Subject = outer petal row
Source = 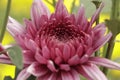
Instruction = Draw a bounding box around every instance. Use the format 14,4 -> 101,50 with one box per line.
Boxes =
89,57 -> 120,70
31,0 -> 50,29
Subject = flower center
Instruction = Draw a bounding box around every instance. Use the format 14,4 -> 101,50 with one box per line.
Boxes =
44,23 -> 80,41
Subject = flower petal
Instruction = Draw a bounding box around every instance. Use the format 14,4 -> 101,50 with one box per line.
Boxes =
76,4 -> 88,31
23,50 -> 35,64
60,64 -> 71,71
17,68 -> 31,80
93,23 -> 106,41
63,44 -> 71,62
35,49 -> 47,64
77,66 -> 93,80
47,60 -> 58,72
70,69 -> 80,80
89,57 -> 120,70
42,45 -> 51,59
90,2 -> 104,26
0,54 -> 12,64
31,0 -> 50,28
27,62 -> 48,77
76,4 -> 85,25
7,17 -> 25,37
82,64 -> 107,80
93,32 -> 112,52
48,73 -> 57,80
55,0 -> 68,19
24,19 -> 37,38
68,54 -> 80,65
61,71 -> 74,80
25,39 -> 38,52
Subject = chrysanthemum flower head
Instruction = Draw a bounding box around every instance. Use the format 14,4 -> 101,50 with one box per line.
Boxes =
1,0 -> 120,80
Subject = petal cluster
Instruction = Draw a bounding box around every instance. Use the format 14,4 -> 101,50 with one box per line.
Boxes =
0,0 -> 120,80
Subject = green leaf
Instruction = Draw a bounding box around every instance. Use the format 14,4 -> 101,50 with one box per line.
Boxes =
27,75 -> 36,80
80,0 -> 112,17
80,0 -> 96,18
105,19 -> 120,35
4,76 -> 13,80
101,0 -> 112,14
7,46 -> 23,69
14,67 -> 21,80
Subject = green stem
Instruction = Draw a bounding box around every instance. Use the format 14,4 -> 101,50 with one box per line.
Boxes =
111,0 -> 119,19
102,0 -> 120,75
53,0 -> 56,7
92,0 -> 101,56
70,0 -> 76,13
0,0 -> 12,43
45,0 -> 53,6
102,35 -> 116,75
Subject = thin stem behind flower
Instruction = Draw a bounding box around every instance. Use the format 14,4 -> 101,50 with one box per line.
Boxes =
102,0 -> 120,75
0,0 -> 12,43
92,0 -> 102,56
70,0 -> 76,13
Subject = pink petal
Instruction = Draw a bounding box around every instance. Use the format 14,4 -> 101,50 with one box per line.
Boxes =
76,44 -> 83,57
55,56 -> 62,65
93,32 -> 112,52
23,50 -> 35,64
17,68 -> 31,80
42,46 -> 51,59
55,48 -> 62,57
25,39 -> 38,52
82,64 -> 107,80
93,23 -> 106,41
24,19 -> 37,38
7,17 -> 25,37
68,54 -> 80,65
70,69 -> 80,80
61,71 -> 73,80
90,2 -> 104,26
77,66 -> 93,80
48,73 -> 57,80
15,35 -> 26,48
76,4 -> 88,30
55,0 -> 68,19
76,4 -> 85,24
47,60 -> 58,72
93,23 -> 106,31
89,57 -> 120,70
60,64 -> 71,71
35,49 -> 47,64
84,34 -> 93,47
31,0 -> 50,28
0,54 -> 12,64
37,73 -> 51,80
79,54 -> 89,64
63,44 -> 70,62
76,4 -> 88,31
68,43 -> 75,57
27,62 -> 48,77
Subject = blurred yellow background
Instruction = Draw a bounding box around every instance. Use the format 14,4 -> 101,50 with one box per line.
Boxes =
0,0 -> 120,80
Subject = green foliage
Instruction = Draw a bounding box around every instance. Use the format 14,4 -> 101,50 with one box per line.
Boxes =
80,0 -> 95,18
105,19 -> 120,35
80,0 -> 112,18
7,46 -> 23,69
27,75 -> 36,80
4,76 -> 13,80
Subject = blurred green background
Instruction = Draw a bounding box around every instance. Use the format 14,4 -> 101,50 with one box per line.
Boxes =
0,0 -> 120,80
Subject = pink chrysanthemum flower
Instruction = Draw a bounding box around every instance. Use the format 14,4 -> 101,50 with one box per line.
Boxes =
1,0 -> 120,80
